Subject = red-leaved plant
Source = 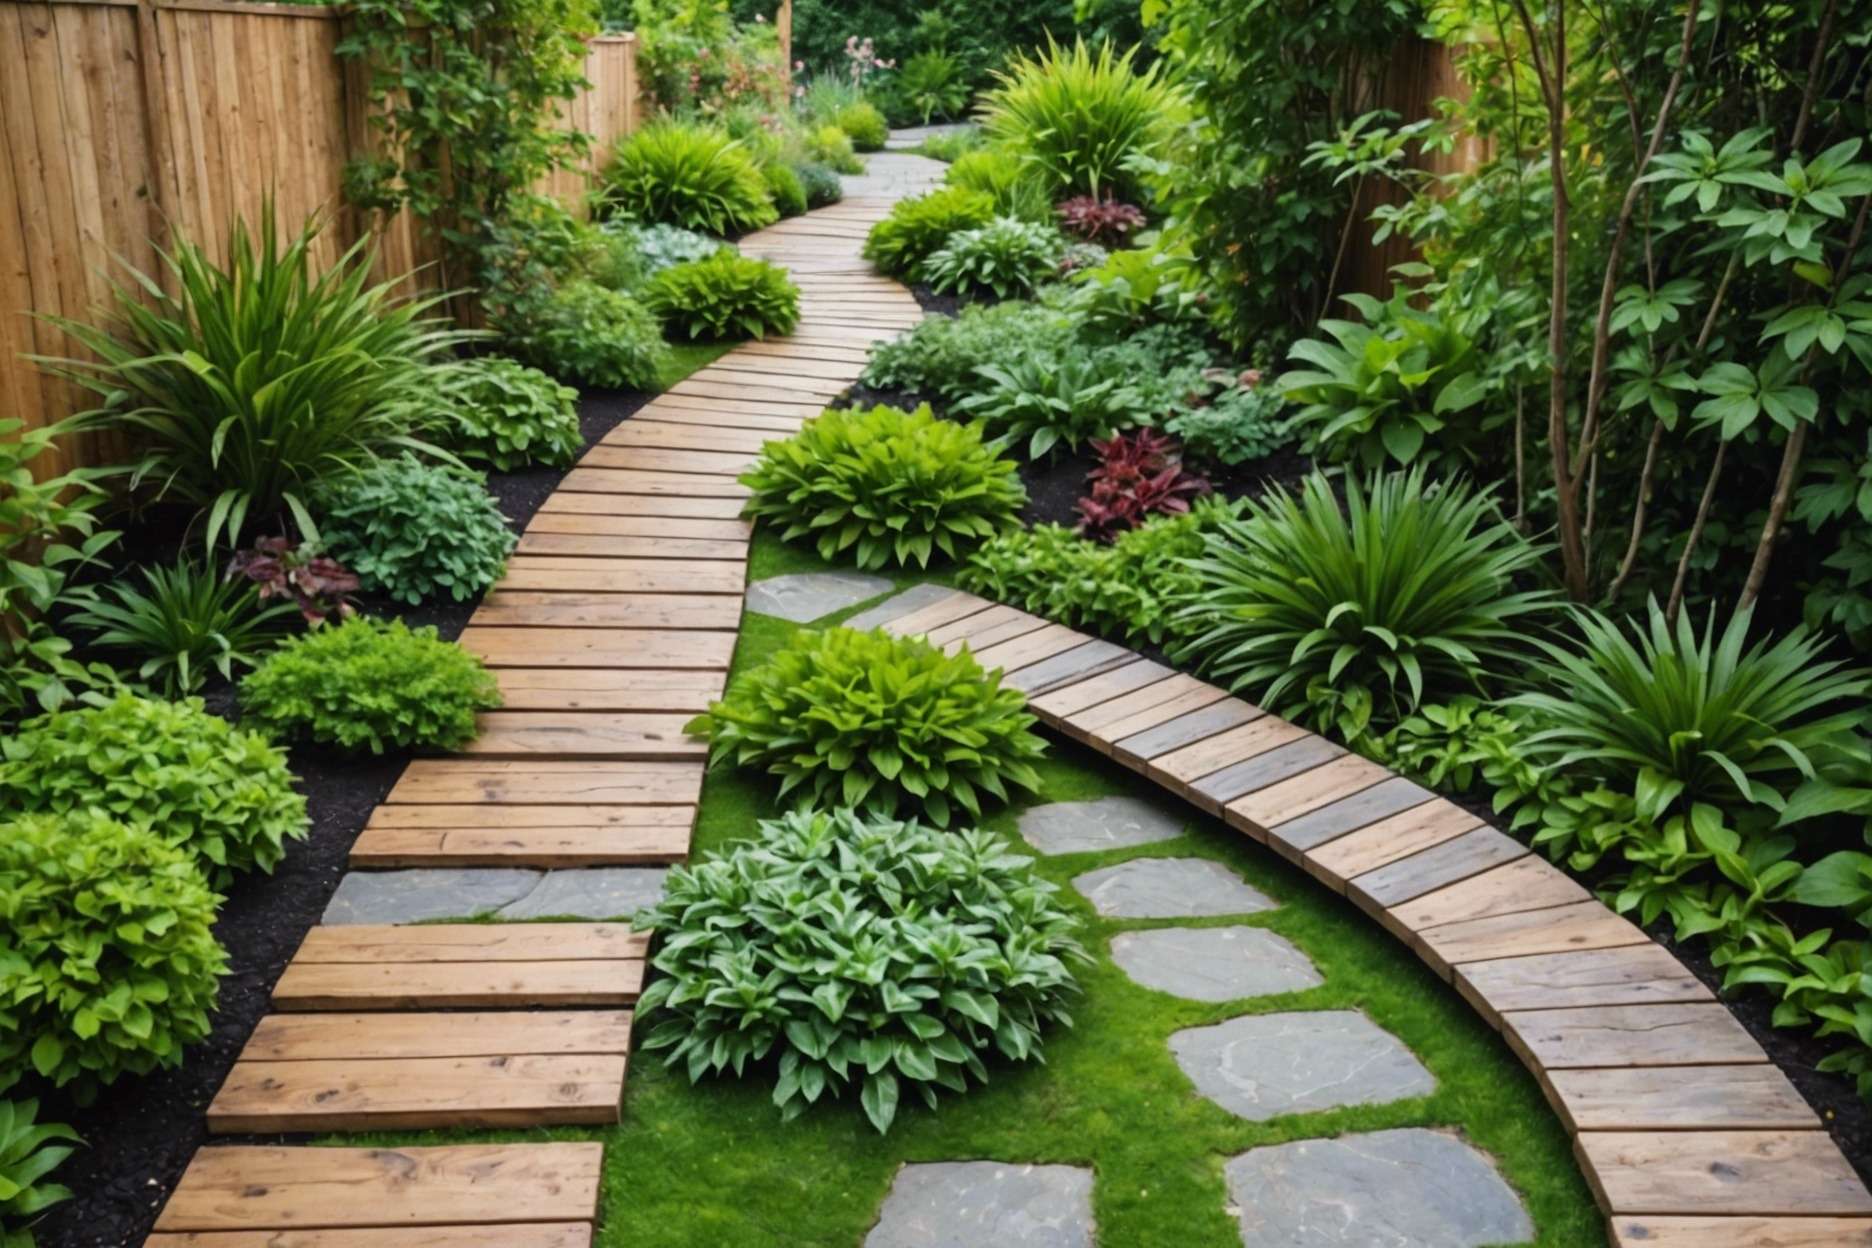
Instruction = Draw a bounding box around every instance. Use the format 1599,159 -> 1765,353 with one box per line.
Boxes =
227,537 -> 360,626
1075,430 -> 1211,542
1056,196 -> 1148,244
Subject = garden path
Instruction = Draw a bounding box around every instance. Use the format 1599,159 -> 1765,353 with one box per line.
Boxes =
142,160 -> 945,1244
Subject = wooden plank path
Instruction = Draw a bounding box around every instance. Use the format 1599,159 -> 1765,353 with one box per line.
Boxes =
151,179 -> 942,1241
872,588 -> 1872,1245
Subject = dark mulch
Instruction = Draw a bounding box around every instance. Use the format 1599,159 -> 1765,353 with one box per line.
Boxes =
31,384 -> 654,1248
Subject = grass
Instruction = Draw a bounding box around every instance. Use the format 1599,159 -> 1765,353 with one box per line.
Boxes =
652,340 -> 736,391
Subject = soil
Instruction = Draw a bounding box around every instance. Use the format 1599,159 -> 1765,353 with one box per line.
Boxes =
30,383 -> 654,1248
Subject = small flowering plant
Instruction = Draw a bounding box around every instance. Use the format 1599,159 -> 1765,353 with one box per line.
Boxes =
844,35 -> 895,86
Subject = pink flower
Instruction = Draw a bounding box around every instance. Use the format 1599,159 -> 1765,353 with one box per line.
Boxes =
794,60 -> 804,70
1240,369 -> 1263,388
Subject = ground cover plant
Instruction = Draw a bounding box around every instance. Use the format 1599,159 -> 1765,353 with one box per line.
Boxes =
643,252 -> 800,340
509,279 -> 674,390
315,457 -> 516,605
438,355 -> 582,470
920,218 -> 1064,299
860,301 -> 1075,400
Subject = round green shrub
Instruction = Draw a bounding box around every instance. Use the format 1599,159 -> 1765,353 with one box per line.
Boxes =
920,217 -> 1065,299
635,807 -> 1085,1134
762,162 -> 808,218
643,251 -> 800,341
741,403 -> 1025,569
602,121 -> 779,235
240,616 -> 502,754
510,279 -> 673,391
438,355 -> 582,471
806,124 -> 863,175
315,456 -> 516,605
795,162 -> 844,208
834,100 -> 889,152
0,693 -> 308,887
863,187 -> 996,280
0,809 -> 227,1101
688,626 -> 1047,826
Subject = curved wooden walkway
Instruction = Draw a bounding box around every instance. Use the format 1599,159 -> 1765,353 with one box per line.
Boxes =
861,588 -> 1872,1247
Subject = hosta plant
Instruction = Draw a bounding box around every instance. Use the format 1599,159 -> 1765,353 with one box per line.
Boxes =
643,251 -> 800,340
315,456 -> 515,605
920,218 -> 1065,299
0,693 -> 309,886
241,616 -> 501,754
601,121 -> 778,234
0,809 -> 227,1102
436,355 -> 582,471
1175,469 -> 1557,745
1056,196 -> 1147,243
687,627 -> 1046,826
617,222 -> 727,278
226,537 -> 359,626
863,187 -> 996,280
67,560 -> 293,696
740,403 -> 1025,570
634,808 -> 1086,1134
860,301 -> 1074,400
0,1098 -> 78,1241
1075,430 -> 1211,542
958,348 -> 1141,459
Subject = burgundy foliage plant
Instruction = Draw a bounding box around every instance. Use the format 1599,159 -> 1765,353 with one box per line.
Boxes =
227,537 -> 360,626
1056,196 -> 1148,244
1075,429 -> 1211,542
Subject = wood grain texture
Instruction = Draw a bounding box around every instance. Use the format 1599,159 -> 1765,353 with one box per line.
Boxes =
494,556 -> 746,595
1546,1065 -> 1815,1131
1223,752 -> 1393,836
1608,1215 -> 1872,1246
459,627 -> 737,669
1575,1131 -> 1872,1216
1112,698 -> 1263,765
350,823 -> 690,868
385,760 -> 703,806
1303,801 -> 1483,888
1416,900 -> 1650,976
1347,825 -> 1530,911
470,593 -> 741,631
1501,1002 -> 1764,1069
271,960 -> 644,1011
461,712 -> 705,760
146,1226 -> 592,1248
241,1011 -> 634,1062
292,924 -> 649,963
1454,945 -> 1714,1026
493,668 -> 726,712
1000,640 -> 1135,696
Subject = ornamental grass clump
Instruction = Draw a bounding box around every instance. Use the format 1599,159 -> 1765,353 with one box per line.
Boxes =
601,120 -> 778,234
634,807 -> 1086,1133
739,403 -> 1025,570
643,251 -> 800,341
687,627 -> 1046,826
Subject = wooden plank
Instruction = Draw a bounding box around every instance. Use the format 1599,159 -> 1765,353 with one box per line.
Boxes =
628,404 -> 806,434
1547,1065 -> 1816,1132
386,760 -> 703,806
493,557 -> 746,595
1380,856 -> 1589,941
924,603 -> 1046,650
538,490 -> 749,519
471,592 -> 741,631
1262,776 -> 1437,861
1147,715 -> 1302,788
514,532 -> 749,561
152,1143 -> 604,1232
351,824 -> 690,868
1609,1215 -> 1872,1246
366,805 -> 692,832
293,923 -> 649,963
1029,658 -> 1174,718
493,668 -> 725,712
707,355 -> 872,382
578,445 -> 758,476
1455,945 -> 1714,1026
147,1226 -> 593,1248
880,590 -> 995,638
272,960 -> 644,1011
462,712 -> 705,760
460,627 -> 737,669
1067,677 -> 1227,746
559,467 -> 751,498
601,419 -> 779,453
525,511 -> 751,541
1303,801 -> 1483,888
670,378 -> 845,405
1348,825 -> 1530,912
643,392 -> 824,420
1502,1002 -> 1764,1070
236,1011 -> 631,1065
1113,698 -> 1264,765
968,624 -> 1092,674
1575,1131 -> 1872,1216
1417,899 -> 1650,976
1223,752 -> 1395,834
1188,735 -> 1346,815
1002,640 -> 1136,697
207,1054 -> 627,1133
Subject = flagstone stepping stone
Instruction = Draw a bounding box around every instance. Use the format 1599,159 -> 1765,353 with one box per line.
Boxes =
1018,796 -> 1187,855
322,868 -> 668,924
1223,1128 -> 1532,1247
495,868 -> 670,920
1169,1011 -> 1435,1122
1111,926 -> 1322,1002
1072,857 -> 1273,918
745,571 -> 893,622
865,1161 -> 1094,1248
842,582 -> 955,632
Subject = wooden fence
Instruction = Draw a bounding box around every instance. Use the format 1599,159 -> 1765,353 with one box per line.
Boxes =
0,0 -> 641,476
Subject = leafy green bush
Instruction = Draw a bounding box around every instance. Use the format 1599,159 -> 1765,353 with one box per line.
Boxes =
0,809 -> 226,1101
315,456 -> 515,605
1165,378 -> 1292,465
241,616 -> 501,754
795,161 -> 845,208
601,120 -> 778,234
945,148 -> 1053,222
806,124 -> 864,175
44,210 -> 463,550
507,279 -> 673,390
1175,469 -> 1556,745
0,1097 -> 78,1239
688,627 -> 1046,825
980,38 -> 1180,201
0,693 -> 308,886
921,218 -> 1064,299
643,251 -> 800,341
620,222 -> 728,278
1061,243 -> 1208,333
437,355 -> 581,471
861,301 -> 1075,399
863,187 -> 996,279
68,561 -> 292,696
834,101 -> 890,152
741,403 -> 1025,569
635,807 -> 1085,1133
762,162 -> 808,218
579,222 -> 648,292
957,346 -> 1140,459
896,52 -> 971,125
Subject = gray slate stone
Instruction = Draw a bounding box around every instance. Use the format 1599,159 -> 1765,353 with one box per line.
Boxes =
745,571 -> 894,623
1110,926 -> 1322,1002
321,869 -> 540,925
1170,1011 -> 1435,1122
495,868 -> 669,920
842,582 -> 955,632
1223,1128 -> 1532,1247
866,1162 -> 1094,1248
1018,796 -> 1187,856
1072,857 -> 1273,918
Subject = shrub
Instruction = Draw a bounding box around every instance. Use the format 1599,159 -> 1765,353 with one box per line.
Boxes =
1056,196 -> 1147,243
896,52 -> 971,125
0,1098 -> 78,1237
226,537 -> 360,627
315,456 -> 515,605
863,187 -> 996,279
0,809 -> 226,1101
643,252 -> 801,341
1076,429 -> 1211,541
741,404 -> 1025,570
1175,469 -> 1557,745
601,121 -> 778,234
437,355 -> 582,471
806,124 -> 864,175
1166,375 -> 1291,466
980,38 -> 1180,201
795,162 -> 845,208
921,218 -> 1065,299
68,561 -> 292,696
506,280 -> 672,391
580,222 -> 648,292
635,807 -> 1085,1134
834,101 -> 889,152
860,301 -> 1075,399
241,616 -> 501,754
945,148 -> 1054,222
957,347 -> 1141,459
688,627 -> 1046,825
620,222 -> 729,278
45,211 -> 462,551
1062,243 -> 1208,332
762,162 -> 808,218
0,693 -> 309,886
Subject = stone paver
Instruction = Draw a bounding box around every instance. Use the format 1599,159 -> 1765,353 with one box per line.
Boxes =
841,582 -> 955,632
745,571 -> 894,623
1223,1128 -> 1532,1247
1018,796 -> 1186,856
843,151 -> 950,199
1072,857 -> 1273,918
321,868 -> 667,924
495,867 -> 669,920
884,123 -> 973,151
1110,926 -> 1322,1003
1169,1011 -> 1435,1122
866,1162 -> 1094,1248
